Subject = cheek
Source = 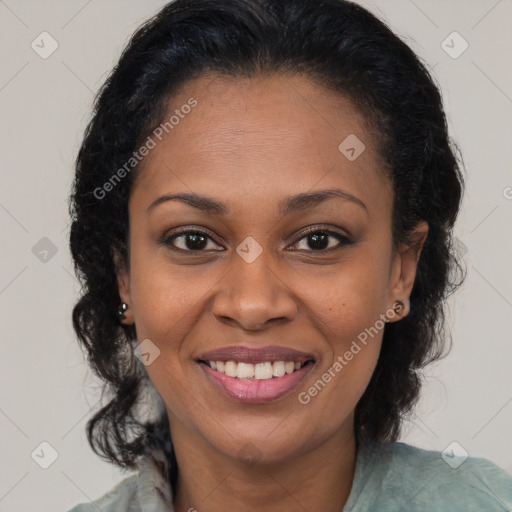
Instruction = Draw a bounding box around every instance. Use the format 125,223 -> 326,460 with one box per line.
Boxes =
128,245 -> 214,339
292,254 -> 389,407
127,255 -> 212,425
295,286 -> 385,438
299,250 -> 391,341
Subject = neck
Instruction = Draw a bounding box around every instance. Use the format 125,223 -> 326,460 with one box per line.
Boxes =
170,415 -> 357,512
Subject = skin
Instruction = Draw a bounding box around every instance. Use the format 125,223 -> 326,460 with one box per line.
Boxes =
114,72 -> 428,512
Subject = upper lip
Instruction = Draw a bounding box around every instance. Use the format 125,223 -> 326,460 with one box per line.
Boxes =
197,345 -> 315,364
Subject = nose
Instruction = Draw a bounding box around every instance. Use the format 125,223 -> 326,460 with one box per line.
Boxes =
211,249 -> 298,331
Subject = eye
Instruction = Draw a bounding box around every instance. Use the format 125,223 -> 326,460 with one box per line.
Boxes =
162,229 -> 224,252
289,226 -> 352,252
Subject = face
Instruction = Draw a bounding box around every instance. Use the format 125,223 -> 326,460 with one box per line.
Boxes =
115,72 -> 426,464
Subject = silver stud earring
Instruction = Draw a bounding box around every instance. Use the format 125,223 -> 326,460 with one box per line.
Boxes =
117,302 -> 128,319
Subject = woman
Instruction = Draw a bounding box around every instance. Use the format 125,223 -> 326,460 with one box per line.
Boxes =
66,0 -> 512,510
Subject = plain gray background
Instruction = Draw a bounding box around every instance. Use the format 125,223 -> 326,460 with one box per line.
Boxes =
0,1 -> 511,510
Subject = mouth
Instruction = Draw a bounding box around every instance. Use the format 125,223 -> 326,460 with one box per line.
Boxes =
196,346 -> 316,403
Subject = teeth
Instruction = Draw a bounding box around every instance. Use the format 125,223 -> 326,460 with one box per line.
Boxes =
236,362 -> 255,379
225,361 -> 237,378
255,362 -> 273,380
272,361 -> 285,377
206,360 -> 309,379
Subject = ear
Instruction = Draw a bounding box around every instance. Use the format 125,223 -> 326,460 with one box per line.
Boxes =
112,246 -> 134,325
387,221 -> 428,322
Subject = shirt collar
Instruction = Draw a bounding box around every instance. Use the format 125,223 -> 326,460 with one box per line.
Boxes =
135,445 -> 174,512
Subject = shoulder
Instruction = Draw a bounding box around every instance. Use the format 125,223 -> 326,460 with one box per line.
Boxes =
65,445 -> 174,512
349,440 -> 512,511
65,474 -> 139,512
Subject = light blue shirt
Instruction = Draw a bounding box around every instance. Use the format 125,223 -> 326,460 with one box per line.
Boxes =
67,440 -> 512,511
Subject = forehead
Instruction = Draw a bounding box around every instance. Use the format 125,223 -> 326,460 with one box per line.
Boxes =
130,72 -> 392,217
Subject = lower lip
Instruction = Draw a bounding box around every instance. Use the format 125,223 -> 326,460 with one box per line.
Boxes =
199,362 -> 314,403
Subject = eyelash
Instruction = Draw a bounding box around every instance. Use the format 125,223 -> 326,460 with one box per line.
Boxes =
161,225 -> 352,254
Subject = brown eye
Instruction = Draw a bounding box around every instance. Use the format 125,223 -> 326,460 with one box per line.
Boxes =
290,227 -> 352,252
163,229 -> 224,252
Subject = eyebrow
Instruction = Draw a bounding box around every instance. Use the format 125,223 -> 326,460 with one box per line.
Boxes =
146,188 -> 368,216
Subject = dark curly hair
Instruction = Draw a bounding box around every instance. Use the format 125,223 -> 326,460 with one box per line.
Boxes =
68,0 -> 464,493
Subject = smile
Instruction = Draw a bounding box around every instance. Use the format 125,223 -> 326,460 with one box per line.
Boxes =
196,345 -> 316,403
